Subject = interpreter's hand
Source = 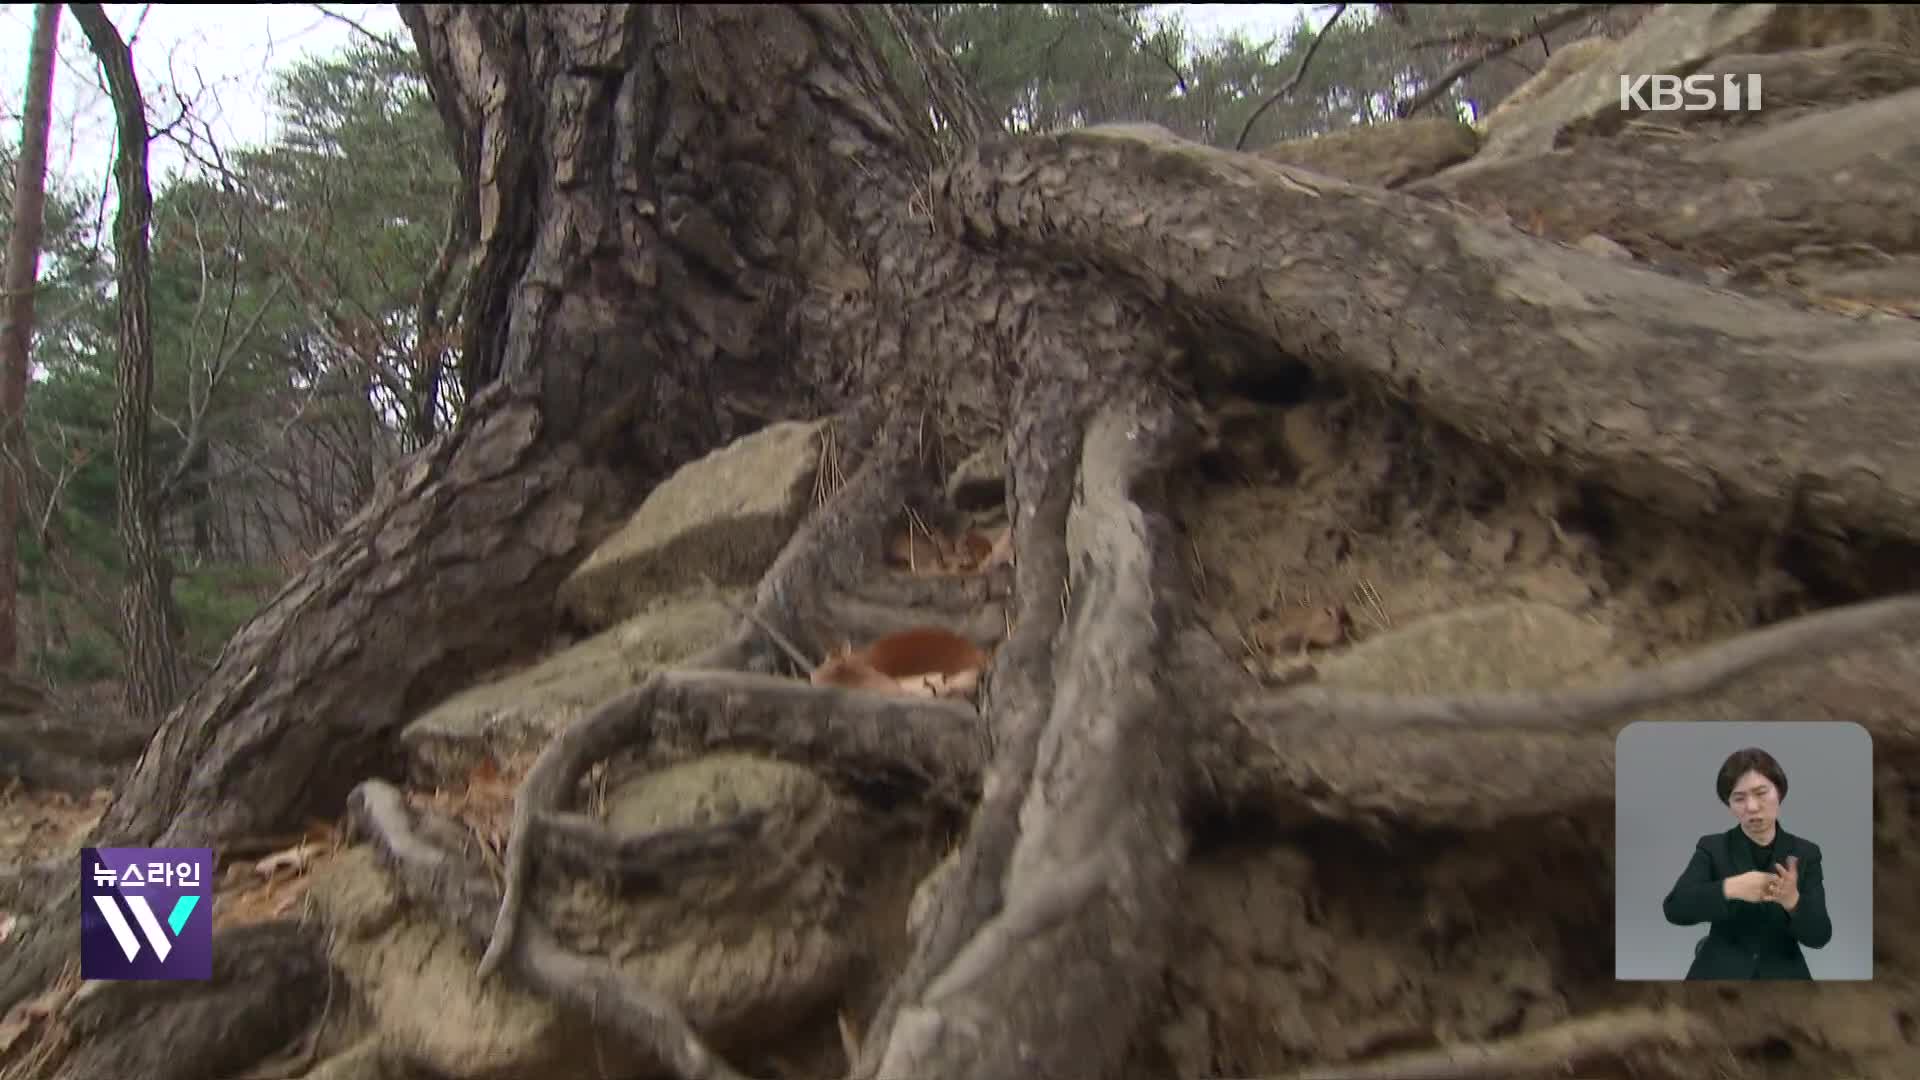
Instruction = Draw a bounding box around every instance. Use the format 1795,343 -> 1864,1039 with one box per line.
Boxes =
1722,869 -> 1777,904
1767,856 -> 1801,912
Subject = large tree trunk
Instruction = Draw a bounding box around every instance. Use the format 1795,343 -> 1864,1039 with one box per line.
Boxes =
7,6 -> 1920,1079
71,4 -> 186,724
0,1 -> 935,1014
0,3 -> 61,671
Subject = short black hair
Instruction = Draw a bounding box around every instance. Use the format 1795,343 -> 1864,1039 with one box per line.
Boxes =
1716,747 -> 1788,804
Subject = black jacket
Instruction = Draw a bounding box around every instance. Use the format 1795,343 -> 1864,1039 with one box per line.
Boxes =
1661,824 -> 1832,980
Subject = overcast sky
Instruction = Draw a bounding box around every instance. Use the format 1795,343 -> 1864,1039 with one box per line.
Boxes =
0,3 -> 1315,197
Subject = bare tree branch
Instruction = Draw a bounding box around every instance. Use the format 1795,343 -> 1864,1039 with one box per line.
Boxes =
1394,3 -> 1614,119
310,4 -> 410,59
1235,4 -> 1349,152
1091,8 -> 1189,96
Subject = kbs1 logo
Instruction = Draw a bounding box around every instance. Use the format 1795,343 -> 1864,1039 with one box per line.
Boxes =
80,848 -> 212,980
1619,73 -> 1763,114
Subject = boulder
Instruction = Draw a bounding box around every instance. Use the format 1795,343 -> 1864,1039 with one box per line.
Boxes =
1456,4 -> 1919,175
557,419 -> 824,629
1257,117 -> 1480,189
402,588 -> 745,786
1315,601 -> 1619,694
1478,36 -> 1618,138
306,848 -> 597,1080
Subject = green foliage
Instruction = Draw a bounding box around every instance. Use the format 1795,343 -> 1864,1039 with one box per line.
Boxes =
6,40 -> 457,689
874,3 -> 1617,148
10,6 -> 1616,691
171,561 -> 284,664
38,624 -> 120,684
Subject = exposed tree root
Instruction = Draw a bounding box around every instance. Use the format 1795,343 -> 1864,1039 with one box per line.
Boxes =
1237,590 -> 1920,734
472,669 -> 986,981
683,414 -> 924,676
831,574 -> 1004,619
1280,1006 -> 1715,1080
15,920 -> 333,1080
941,123 -> 1920,545
851,376 -> 1086,1075
348,782 -> 754,1080
66,401 -> 1915,1079
861,387 -> 1205,1079
1196,590 -> 1920,829
536,809 -> 768,885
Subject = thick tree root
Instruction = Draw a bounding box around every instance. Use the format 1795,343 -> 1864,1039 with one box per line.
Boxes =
820,593 -> 1008,653
536,809 -> 767,885
1238,590 -> 1920,734
851,376 -> 1087,1075
12,920 -> 333,1080
348,781 -> 756,1080
861,387 -> 1204,1079
1205,590 -> 1920,828
683,413 -> 925,675
472,669 -> 985,981
1280,1006 -> 1714,1080
942,123 -> 1920,545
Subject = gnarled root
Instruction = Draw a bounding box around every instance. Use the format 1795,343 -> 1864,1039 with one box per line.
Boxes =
1236,591 -> 1920,735
1202,590 -> 1920,830
472,670 -> 986,982
683,412 -> 927,675
1280,1006 -> 1715,1080
348,782 -> 753,1080
859,384 -> 1208,1079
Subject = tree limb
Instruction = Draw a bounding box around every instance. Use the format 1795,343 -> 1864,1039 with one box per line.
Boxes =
1394,3 -> 1613,119
1091,8 -> 1189,96
1235,4 -> 1349,151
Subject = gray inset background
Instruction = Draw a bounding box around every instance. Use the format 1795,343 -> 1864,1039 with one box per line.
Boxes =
1614,721 -> 1874,981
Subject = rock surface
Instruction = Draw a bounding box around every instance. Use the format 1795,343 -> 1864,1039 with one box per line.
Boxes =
1455,4 -> 1917,175
402,588 -> 745,786
1258,116 -> 1480,189
557,419 -> 825,630
306,848 -> 595,1079
1316,601 -> 1620,694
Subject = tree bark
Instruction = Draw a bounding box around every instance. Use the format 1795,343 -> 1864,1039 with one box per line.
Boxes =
0,0 -> 966,1014
939,124 -> 1920,547
0,3 -> 61,671
71,4 -> 186,723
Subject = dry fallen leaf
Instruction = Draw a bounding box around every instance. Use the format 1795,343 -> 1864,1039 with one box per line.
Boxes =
939,667 -> 981,698
814,628 -> 989,700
